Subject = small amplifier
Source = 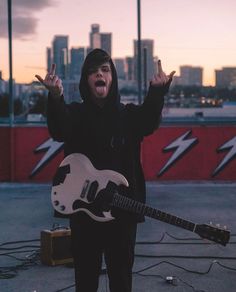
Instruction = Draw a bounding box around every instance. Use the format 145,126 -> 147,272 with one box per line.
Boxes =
40,228 -> 73,266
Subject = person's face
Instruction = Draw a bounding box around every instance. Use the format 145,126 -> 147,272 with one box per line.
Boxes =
87,62 -> 112,100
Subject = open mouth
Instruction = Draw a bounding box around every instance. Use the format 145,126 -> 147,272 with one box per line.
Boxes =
95,80 -> 106,87
93,80 -> 107,97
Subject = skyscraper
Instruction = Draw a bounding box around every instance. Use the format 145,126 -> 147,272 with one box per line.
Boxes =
133,39 -> 155,83
179,66 -> 203,86
52,35 -> 69,79
90,24 -> 101,50
125,57 -> 135,81
101,33 -> 112,56
215,67 -> 236,88
89,24 -> 112,56
114,58 -> 126,79
70,47 -> 85,79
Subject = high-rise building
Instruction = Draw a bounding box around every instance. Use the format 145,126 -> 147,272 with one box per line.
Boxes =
89,24 -> 112,56
133,39 -> 155,83
70,47 -> 85,79
114,58 -> 126,79
179,66 -> 203,86
91,23 -> 100,33
101,33 -> 112,56
90,24 -> 101,50
52,35 -> 69,79
215,67 -> 236,88
46,47 -> 52,72
125,57 -> 135,81
0,71 -> 7,94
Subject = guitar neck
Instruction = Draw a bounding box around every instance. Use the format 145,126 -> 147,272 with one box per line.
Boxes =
111,193 -> 196,232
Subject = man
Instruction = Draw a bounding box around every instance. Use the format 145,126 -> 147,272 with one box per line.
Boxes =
36,48 -> 175,292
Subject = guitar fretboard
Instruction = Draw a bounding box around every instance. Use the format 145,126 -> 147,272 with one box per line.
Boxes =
111,192 -> 196,232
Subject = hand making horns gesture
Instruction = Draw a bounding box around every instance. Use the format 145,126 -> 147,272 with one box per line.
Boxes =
150,60 -> 175,87
35,64 -> 63,97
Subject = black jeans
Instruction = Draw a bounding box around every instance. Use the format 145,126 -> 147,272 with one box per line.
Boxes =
70,213 -> 137,292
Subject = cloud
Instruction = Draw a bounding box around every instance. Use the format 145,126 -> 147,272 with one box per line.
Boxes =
0,0 -> 58,40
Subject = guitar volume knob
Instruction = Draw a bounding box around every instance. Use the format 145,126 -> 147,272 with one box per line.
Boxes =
60,205 -> 66,211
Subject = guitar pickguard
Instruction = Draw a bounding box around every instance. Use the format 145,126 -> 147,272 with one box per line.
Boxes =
51,153 -> 129,221
52,164 -> 70,186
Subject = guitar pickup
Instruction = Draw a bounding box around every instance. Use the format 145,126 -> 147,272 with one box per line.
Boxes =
81,180 -> 90,199
87,181 -> 99,202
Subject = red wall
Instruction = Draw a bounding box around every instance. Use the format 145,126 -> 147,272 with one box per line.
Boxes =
0,125 -> 236,182
142,126 -> 236,181
13,126 -> 64,182
0,127 -> 11,181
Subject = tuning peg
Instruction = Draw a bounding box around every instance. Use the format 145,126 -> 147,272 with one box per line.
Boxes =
209,221 -> 213,225
224,225 -> 227,230
216,224 -> 220,228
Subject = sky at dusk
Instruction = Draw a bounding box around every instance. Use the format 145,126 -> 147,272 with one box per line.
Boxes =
0,0 -> 236,85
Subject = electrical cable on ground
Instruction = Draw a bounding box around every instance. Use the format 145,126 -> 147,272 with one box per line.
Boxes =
1,231 -> 236,290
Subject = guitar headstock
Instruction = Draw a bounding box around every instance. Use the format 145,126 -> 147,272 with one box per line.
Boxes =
195,223 -> 230,246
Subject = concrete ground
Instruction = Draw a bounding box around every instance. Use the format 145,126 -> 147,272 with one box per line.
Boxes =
0,182 -> 235,292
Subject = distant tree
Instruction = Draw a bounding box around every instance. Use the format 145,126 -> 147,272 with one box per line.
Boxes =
14,98 -> 24,115
170,85 -> 236,102
0,94 -> 24,117
0,94 -> 9,117
29,94 -> 47,116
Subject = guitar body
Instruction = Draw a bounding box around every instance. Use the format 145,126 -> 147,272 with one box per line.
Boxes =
51,153 -> 129,221
51,153 -> 230,246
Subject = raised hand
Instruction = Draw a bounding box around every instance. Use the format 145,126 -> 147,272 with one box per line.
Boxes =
35,64 -> 63,97
151,60 -> 175,87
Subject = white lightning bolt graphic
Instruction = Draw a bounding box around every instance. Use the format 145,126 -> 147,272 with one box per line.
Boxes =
158,130 -> 198,176
30,138 -> 64,178
213,136 -> 236,177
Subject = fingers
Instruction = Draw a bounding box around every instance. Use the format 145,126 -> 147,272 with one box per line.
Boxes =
56,78 -> 62,87
51,75 -> 59,86
157,60 -> 169,83
35,64 -> 63,97
158,60 -> 176,80
151,60 -> 175,87
158,59 -> 163,74
49,63 -> 56,75
168,71 -> 176,79
35,72 -> 61,90
35,75 -> 44,84
44,64 -> 56,83
56,78 -> 64,95
153,73 -> 168,85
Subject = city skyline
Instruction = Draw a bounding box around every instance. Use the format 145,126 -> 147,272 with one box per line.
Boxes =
0,0 -> 236,85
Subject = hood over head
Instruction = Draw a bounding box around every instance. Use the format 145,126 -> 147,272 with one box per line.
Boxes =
79,49 -> 119,107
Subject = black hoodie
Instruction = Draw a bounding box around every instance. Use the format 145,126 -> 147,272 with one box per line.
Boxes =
47,48 -> 170,222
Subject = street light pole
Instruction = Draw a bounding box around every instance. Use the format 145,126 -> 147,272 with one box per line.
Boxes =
7,0 -> 15,181
8,0 -> 14,126
143,47 -> 147,97
137,0 -> 142,104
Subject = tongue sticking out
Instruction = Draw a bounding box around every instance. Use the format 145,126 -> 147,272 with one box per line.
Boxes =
95,86 -> 106,96
94,80 -> 107,97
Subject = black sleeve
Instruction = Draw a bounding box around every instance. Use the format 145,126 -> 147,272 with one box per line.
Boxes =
125,82 -> 170,139
46,93 -> 72,142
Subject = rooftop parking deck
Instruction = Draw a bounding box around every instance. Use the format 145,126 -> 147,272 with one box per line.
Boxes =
0,181 -> 235,292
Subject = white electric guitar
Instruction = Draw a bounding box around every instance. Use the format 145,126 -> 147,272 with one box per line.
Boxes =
51,153 -> 230,246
